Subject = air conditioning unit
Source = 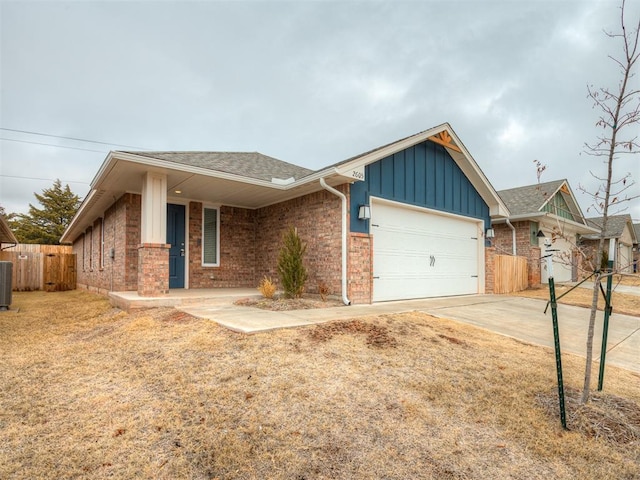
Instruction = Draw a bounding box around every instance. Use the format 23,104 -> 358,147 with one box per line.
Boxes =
0,261 -> 13,310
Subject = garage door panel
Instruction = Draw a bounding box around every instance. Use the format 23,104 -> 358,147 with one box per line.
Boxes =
539,236 -> 573,283
372,201 -> 480,302
375,275 -> 478,302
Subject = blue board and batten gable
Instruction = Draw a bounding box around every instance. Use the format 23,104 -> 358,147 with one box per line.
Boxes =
350,140 -> 491,234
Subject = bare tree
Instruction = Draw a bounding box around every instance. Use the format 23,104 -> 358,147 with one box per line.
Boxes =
580,0 -> 640,404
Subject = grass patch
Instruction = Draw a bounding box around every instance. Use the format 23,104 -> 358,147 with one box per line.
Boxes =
515,278 -> 640,317
1,290 -> 638,479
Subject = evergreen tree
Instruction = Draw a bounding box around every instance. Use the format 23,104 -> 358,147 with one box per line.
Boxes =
277,226 -> 308,298
10,179 -> 81,244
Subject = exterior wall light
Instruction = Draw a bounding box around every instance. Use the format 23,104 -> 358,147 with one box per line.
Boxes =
358,205 -> 371,220
537,230 -> 546,238
485,228 -> 495,238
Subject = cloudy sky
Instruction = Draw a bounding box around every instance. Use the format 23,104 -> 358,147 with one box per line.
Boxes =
1,0 -> 639,222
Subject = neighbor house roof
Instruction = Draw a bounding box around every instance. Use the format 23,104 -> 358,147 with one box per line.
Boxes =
585,214 -> 636,241
122,151 -> 314,183
0,213 -> 18,245
497,179 -> 567,216
494,179 -> 598,234
634,223 -> 640,245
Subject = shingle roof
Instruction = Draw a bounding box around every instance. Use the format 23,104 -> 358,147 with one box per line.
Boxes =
497,179 -> 566,216
586,214 -> 633,238
120,151 -> 314,182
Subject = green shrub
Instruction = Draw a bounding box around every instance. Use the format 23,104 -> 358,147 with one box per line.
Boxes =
277,227 -> 308,298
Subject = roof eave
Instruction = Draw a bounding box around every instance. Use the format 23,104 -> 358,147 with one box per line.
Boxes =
492,212 -> 600,234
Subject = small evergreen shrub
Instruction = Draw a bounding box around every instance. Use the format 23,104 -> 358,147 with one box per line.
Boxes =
277,227 -> 308,298
257,276 -> 276,299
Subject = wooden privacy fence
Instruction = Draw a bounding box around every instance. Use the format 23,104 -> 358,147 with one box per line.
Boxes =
494,254 -> 528,294
0,244 -> 76,291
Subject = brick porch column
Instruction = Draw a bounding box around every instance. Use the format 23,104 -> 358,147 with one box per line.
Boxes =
485,246 -> 496,294
348,232 -> 373,304
138,243 -> 170,296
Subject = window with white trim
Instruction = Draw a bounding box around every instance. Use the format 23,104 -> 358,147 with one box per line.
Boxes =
202,207 -> 219,266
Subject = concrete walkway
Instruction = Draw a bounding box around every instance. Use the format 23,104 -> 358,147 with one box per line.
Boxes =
178,294 -> 640,374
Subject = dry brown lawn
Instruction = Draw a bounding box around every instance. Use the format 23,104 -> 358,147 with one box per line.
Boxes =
514,274 -> 640,317
1,290 -> 639,479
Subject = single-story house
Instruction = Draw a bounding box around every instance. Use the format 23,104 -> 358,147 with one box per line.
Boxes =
491,179 -> 598,285
582,214 -> 638,273
61,123 -> 509,304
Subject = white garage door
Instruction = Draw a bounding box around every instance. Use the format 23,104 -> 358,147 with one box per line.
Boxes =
372,200 -> 481,302
539,236 -> 574,283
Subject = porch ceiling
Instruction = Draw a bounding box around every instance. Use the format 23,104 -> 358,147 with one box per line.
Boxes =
99,158 -> 332,208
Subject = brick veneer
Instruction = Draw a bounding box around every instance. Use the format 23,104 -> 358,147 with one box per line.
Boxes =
188,202 -> 257,288
485,246 -> 496,293
184,187 -> 345,297
137,243 -> 169,296
348,233 -> 372,304
72,193 -> 141,294
255,188 -> 344,297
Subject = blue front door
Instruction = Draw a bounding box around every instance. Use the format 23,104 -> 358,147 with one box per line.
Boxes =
167,204 -> 185,289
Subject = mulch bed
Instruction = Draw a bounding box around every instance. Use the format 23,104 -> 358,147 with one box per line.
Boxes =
234,294 -> 345,311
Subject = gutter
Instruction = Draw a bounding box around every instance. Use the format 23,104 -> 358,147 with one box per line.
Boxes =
319,178 -> 351,306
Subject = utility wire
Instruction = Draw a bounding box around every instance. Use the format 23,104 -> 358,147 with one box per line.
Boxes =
0,127 -> 147,150
0,174 -> 90,185
0,137 -> 107,153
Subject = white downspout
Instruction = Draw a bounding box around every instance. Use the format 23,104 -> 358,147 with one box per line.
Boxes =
320,178 -> 351,305
506,218 -> 517,255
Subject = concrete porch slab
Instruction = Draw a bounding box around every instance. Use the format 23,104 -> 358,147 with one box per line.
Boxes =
109,288 -> 260,310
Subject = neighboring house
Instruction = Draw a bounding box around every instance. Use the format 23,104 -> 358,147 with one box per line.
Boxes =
61,123 -> 509,304
492,180 -> 598,285
634,223 -> 640,273
0,213 -> 18,249
582,215 -> 638,274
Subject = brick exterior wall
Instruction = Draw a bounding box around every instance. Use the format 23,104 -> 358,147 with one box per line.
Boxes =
255,188 -> 344,297
188,202 -> 257,288
183,189 -> 344,295
137,243 -> 169,296
348,233 -> 372,304
491,221 -> 541,288
485,246 -> 496,293
72,193 -> 141,294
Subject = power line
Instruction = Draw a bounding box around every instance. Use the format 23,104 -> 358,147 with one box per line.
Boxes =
0,137 -> 107,153
0,127 -> 147,149
0,174 -> 90,185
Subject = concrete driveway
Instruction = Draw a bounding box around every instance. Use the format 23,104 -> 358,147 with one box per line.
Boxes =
179,294 -> 639,374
